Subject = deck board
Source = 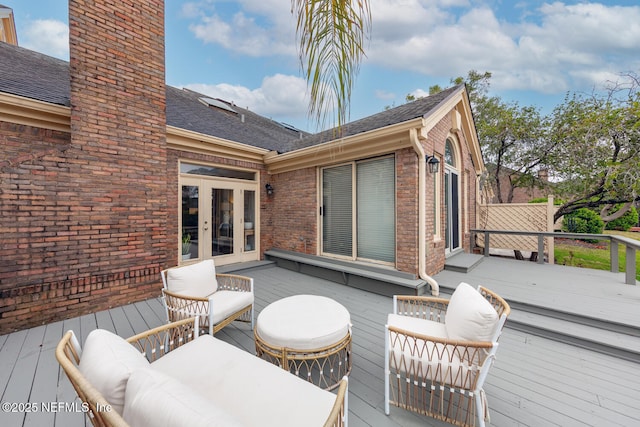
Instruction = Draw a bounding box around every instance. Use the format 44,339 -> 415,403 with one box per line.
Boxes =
23,321 -> 64,427
1,264 -> 639,427
2,325 -> 45,427
94,309 -> 116,334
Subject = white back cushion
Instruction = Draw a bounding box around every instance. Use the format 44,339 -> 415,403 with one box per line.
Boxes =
445,282 -> 499,342
79,329 -> 150,415
123,368 -> 243,427
166,259 -> 217,298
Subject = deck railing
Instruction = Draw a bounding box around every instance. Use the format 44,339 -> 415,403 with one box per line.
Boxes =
470,229 -> 639,285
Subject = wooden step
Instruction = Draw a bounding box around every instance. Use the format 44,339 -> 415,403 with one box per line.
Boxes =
444,253 -> 484,273
438,284 -> 640,363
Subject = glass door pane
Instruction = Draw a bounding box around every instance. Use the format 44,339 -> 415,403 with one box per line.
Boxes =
322,165 -> 353,257
445,172 -> 450,251
444,169 -> 460,252
244,190 -> 256,252
181,184 -> 200,261
451,171 -> 460,250
212,188 -> 234,256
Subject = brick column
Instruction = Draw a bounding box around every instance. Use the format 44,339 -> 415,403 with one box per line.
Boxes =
66,0 -> 168,304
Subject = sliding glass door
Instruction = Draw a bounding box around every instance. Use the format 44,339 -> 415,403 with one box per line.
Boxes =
321,156 -> 395,264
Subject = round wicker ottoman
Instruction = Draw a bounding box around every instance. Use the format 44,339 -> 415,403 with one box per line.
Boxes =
254,294 -> 352,390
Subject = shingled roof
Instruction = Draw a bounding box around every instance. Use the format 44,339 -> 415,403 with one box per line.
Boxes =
277,85 -> 463,153
166,87 -> 305,151
0,41 -> 462,153
0,41 -> 70,106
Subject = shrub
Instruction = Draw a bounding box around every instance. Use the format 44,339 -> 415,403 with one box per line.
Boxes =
605,205 -> 639,231
528,197 -> 563,205
562,208 -> 604,242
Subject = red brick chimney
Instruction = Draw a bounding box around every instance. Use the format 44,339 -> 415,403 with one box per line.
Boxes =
67,0 -> 168,298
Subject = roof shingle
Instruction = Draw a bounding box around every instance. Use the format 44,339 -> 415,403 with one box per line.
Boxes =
0,41 -> 461,153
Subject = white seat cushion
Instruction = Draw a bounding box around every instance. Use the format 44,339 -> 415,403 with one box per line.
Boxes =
387,314 -> 476,388
256,295 -> 350,350
209,290 -> 254,324
123,368 -> 243,427
166,259 -> 217,298
78,329 -> 150,415
387,328 -> 474,389
445,282 -> 499,343
152,335 -> 337,427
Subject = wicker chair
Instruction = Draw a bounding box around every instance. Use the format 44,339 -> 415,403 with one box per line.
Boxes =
384,283 -> 510,427
161,259 -> 254,335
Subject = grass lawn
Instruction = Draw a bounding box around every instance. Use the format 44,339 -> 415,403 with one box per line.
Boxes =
555,230 -> 640,280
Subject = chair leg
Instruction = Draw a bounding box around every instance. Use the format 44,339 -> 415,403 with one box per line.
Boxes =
475,391 -> 486,427
384,326 -> 390,415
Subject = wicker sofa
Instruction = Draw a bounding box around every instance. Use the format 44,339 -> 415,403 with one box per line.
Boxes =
56,318 -> 348,427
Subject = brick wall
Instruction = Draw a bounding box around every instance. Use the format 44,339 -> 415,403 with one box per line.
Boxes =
262,122 -> 481,280
267,168 -> 318,254
0,0 -> 168,333
423,115 -> 478,275
396,148 -> 419,275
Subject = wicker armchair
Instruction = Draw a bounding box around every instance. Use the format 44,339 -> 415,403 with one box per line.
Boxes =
384,283 -> 510,427
161,259 -> 254,335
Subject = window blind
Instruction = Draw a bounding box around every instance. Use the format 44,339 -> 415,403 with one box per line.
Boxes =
322,165 -> 353,257
357,157 -> 395,262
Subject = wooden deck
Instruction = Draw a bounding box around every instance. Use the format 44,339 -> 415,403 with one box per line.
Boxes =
1,263 -> 640,426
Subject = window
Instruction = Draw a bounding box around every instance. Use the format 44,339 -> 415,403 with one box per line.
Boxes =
180,163 -> 256,181
321,156 -> 395,263
445,139 -> 456,167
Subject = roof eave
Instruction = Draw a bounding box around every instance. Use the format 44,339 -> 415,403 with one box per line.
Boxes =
420,86 -> 484,174
166,125 -> 270,163
0,92 -> 70,132
264,117 -> 425,174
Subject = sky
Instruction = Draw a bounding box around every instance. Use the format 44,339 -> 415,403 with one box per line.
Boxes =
9,0 -> 640,132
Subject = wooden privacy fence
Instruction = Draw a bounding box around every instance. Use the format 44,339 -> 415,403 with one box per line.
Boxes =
475,196 -> 557,263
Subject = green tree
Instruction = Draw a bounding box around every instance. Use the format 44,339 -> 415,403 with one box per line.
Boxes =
604,205 -> 639,231
549,79 -> 640,222
293,0 -> 371,131
450,71 -> 553,203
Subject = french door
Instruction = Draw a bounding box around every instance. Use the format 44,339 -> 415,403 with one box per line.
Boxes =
444,168 -> 461,253
180,177 -> 257,265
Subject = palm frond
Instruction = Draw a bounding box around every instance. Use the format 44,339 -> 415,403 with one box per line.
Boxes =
292,0 -> 371,132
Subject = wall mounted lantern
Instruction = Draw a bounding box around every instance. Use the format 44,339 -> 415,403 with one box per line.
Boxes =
426,154 -> 440,174
265,183 -> 274,196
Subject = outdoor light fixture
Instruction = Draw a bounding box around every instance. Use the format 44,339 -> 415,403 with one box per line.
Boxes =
265,183 -> 274,196
426,154 -> 440,174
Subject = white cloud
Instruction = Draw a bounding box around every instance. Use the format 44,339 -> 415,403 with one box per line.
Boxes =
185,0 -> 295,57
21,19 -> 69,59
183,73 -> 309,119
409,89 -> 430,99
181,0 -> 640,99
365,1 -> 640,95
